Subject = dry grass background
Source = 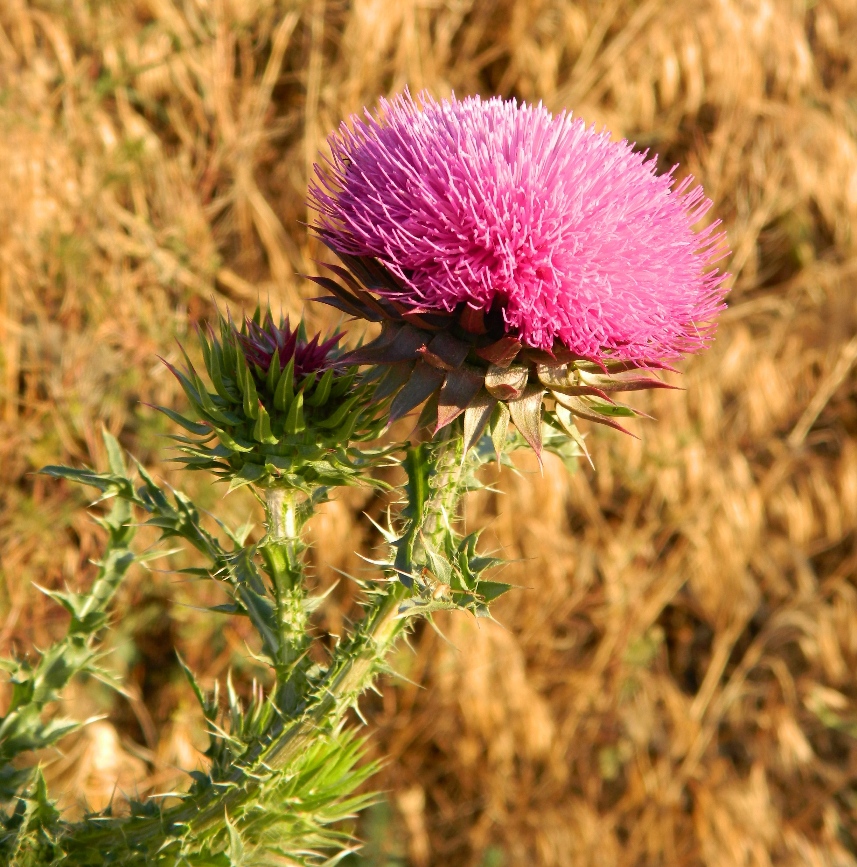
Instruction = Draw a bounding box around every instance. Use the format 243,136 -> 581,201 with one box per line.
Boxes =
1,0 -> 857,864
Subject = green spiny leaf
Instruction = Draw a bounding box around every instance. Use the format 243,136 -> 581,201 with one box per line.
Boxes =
214,428 -> 254,454
241,362 -> 260,420
38,465 -> 136,502
329,368 -> 356,399
265,348 -> 281,394
316,392 -> 361,430
225,815 -> 246,866
227,463 -> 266,492
208,339 -> 235,402
253,403 -> 278,444
476,580 -> 513,604
157,405 -> 213,437
102,429 -> 127,477
301,370 -> 318,393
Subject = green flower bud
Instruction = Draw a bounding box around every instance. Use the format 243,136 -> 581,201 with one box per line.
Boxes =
161,307 -> 390,492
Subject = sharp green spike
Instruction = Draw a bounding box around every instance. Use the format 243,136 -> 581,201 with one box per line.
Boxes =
242,364 -> 260,420
285,390 -> 305,434
307,367 -> 334,407
234,343 -> 250,394
192,382 -> 236,423
274,356 -> 295,412
253,402 -> 279,444
215,428 -> 254,453
207,341 -> 233,402
266,348 -> 281,394
329,369 -> 356,398
198,328 -> 212,371
219,314 -> 231,344
176,345 -> 210,400
301,371 -> 318,393
157,406 -> 212,436
165,362 -> 207,414
222,318 -> 238,368
316,393 -> 361,430
334,405 -> 362,443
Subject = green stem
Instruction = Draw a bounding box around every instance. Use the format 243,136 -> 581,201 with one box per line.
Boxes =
423,432 -> 466,547
180,582 -> 407,838
265,486 -> 300,544
62,438 -> 469,861
261,486 -> 309,678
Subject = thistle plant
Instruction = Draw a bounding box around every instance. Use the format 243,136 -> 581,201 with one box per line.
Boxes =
0,92 -> 728,866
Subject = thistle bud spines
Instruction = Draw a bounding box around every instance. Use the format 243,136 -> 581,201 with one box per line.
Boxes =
163,308 -> 388,492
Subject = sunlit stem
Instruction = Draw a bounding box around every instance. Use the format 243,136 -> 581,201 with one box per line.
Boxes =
265,486 -> 301,548
262,485 -> 310,684
423,431 -> 465,548
75,437 -> 475,855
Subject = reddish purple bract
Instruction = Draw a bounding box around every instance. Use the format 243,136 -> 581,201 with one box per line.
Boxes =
235,313 -> 342,378
310,91 -> 729,363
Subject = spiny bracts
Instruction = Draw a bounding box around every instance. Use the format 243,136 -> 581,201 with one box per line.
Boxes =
308,238 -> 681,458
162,308 -> 390,492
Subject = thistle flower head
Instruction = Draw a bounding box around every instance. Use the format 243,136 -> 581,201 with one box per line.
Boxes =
308,92 -> 731,459
311,90 -> 728,363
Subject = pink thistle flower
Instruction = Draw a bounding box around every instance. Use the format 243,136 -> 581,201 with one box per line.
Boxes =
310,91 -> 729,364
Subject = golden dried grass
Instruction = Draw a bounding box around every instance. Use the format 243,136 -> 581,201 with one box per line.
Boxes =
2,0 -> 857,864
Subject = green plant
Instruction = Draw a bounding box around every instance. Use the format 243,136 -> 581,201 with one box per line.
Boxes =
1,86 -> 728,864
0,319 -> 527,865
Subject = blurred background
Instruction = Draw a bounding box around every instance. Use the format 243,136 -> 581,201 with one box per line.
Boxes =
1,1 -> 857,864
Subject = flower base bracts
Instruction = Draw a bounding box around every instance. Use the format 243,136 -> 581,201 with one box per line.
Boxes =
309,91 -> 729,456
312,243 -> 679,457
